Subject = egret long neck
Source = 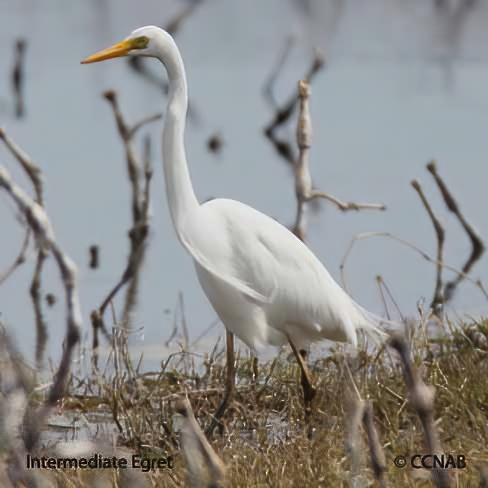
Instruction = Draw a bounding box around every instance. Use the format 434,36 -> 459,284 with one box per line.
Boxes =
160,39 -> 199,236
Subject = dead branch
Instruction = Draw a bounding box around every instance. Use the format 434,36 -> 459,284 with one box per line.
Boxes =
307,191 -> 386,212
0,128 -> 43,204
176,397 -> 226,488
263,36 -> 295,110
128,113 -> 162,140
376,275 -> 405,322
189,318 -> 220,349
345,392 -> 365,482
0,229 -> 30,284
293,79 -> 313,240
207,133 -> 224,154
339,231 -> 488,303
426,161 -> 485,302
91,92 -> 155,365
0,166 -> 82,452
263,49 -> 324,173
264,50 -> 325,136
410,162 -> 485,312
476,279 -> 488,302
105,90 -> 153,325
362,402 -> 388,488
292,80 -> 385,241
128,56 -> 169,94
389,334 -> 452,488
122,135 -> 153,326
11,39 -> 27,119
164,0 -> 204,37
30,247 -> 48,370
265,129 -> 296,166
89,244 -> 99,269
178,292 -> 190,354
411,178 -> 445,313
0,128 -> 48,368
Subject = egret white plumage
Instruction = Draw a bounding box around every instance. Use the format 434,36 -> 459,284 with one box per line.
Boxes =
82,26 -> 387,415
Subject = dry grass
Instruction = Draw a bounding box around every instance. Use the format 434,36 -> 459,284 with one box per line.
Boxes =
12,316 -> 482,487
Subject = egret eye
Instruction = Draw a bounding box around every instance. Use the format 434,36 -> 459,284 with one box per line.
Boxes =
133,36 -> 149,49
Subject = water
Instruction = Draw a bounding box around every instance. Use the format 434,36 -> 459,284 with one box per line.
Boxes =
1,0 -> 487,367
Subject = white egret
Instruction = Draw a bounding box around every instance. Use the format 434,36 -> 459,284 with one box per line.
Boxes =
81,26 -> 387,416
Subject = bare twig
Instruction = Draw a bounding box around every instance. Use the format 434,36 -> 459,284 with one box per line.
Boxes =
476,279 -> 488,302
410,162 -> 485,312
344,391 -> 365,482
178,292 -> 190,354
30,247 -> 48,369
128,113 -> 162,140
176,397 -> 226,488
141,135 -> 152,216
389,334 -> 452,488
293,79 -> 313,240
264,50 -> 325,136
189,318 -> 220,349
11,39 -> 27,119
292,80 -> 385,241
0,229 -> 30,284
164,0 -> 204,37
0,166 -> 82,452
362,402 -> 388,488
0,128 -> 48,368
411,178 -> 445,313
376,275 -> 405,322
426,161 -> 485,301
89,244 -> 99,269
263,49 -> 324,172
339,231 -> 488,302
0,128 -> 43,204
128,56 -> 169,94
307,191 -> 386,212
263,36 -> 295,109
265,129 -> 296,166
207,134 -> 224,154
91,91 -> 155,353
122,135 -> 153,327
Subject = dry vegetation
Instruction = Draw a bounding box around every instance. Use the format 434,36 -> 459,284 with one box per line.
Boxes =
1,317 -> 487,487
78,319 -> 488,487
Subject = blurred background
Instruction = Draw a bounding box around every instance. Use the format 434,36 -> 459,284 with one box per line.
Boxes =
1,0 -> 487,368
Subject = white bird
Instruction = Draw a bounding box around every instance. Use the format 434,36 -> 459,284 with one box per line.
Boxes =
81,26 -> 386,414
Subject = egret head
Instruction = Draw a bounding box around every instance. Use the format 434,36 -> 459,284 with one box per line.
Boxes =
81,26 -> 170,64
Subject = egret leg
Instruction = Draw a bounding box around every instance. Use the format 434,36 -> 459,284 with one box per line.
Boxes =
206,330 -> 235,437
288,337 -> 316,415
225,330 -> 236,398
251,355 -> 259,383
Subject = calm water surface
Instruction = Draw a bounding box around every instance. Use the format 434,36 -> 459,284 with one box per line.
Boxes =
1,0 -> 488,366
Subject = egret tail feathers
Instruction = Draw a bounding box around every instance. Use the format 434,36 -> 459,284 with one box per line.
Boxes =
353,302 -> 400,345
